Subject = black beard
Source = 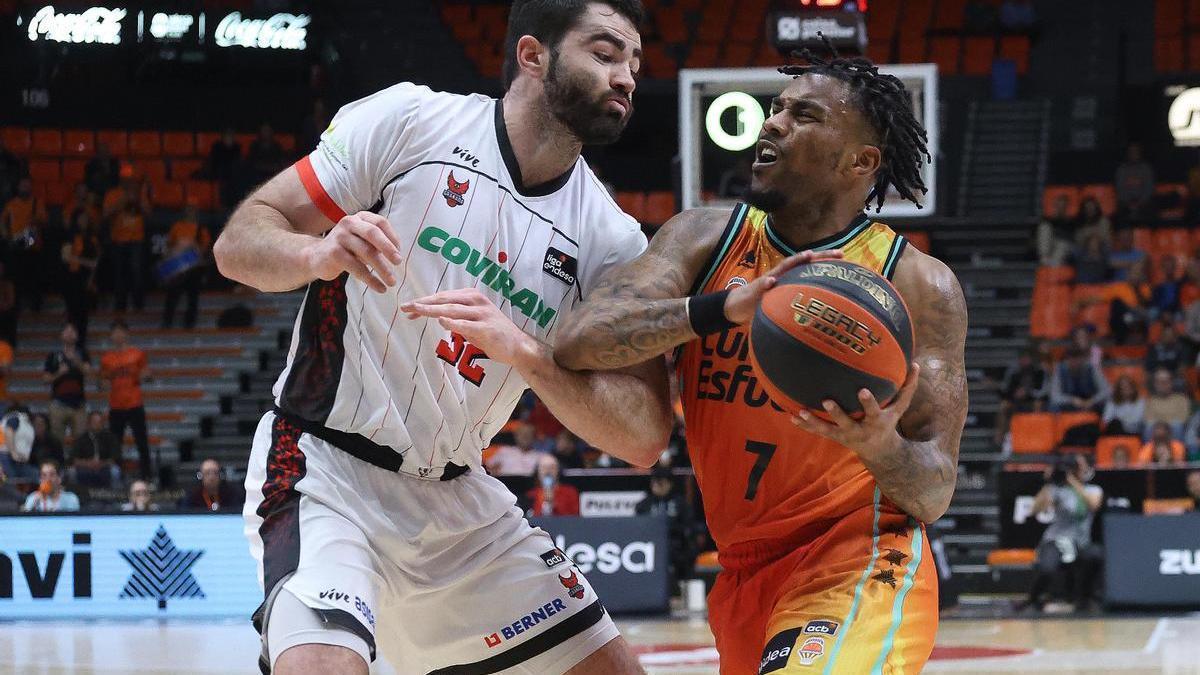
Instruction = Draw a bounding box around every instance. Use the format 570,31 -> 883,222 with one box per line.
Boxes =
545,53 -> 630,146
743,185 -> 787,212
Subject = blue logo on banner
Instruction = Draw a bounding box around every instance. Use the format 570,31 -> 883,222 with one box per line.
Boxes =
118,525 -> 205,610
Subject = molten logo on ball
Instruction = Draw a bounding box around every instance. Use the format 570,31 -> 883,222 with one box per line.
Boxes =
790,292 -> 883,355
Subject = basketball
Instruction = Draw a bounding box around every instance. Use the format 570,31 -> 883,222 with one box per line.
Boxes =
749,260 -> 914,417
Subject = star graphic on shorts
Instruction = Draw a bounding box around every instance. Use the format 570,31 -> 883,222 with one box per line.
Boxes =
872,568 -> 898,589
881,548 -> 908,567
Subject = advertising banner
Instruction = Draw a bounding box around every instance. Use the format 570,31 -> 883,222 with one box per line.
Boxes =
1104,513 -> 1200,607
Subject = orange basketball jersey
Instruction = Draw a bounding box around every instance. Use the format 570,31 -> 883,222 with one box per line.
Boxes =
677,203 -> 908,568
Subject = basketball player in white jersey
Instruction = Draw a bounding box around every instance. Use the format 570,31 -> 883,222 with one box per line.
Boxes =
213,2 -> 671,673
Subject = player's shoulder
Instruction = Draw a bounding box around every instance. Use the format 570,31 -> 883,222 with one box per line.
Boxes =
574,161 -> 641,234
891,246 -> 967,330
652,206 -> 739,254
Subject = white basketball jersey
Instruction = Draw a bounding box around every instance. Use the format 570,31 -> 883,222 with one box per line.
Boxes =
274,82 -> 647,479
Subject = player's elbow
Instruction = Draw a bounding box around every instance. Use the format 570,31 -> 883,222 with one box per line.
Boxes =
916,486 -> 955,523
551,330 -> 589,371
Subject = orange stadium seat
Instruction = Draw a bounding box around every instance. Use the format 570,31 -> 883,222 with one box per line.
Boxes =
28,159 -> 60,182
1157,37 -> 1185,71
1095,436 -> 1140,468
1103,365 -> 1147,393
987,549 -> 1036,567
1105,344 -> 1147,362
998,35 -> 1031,74
162,131 -> 195,157
902,0 -> 935,29
1144,498 -> 1195,515
129,131 -> 161,157
171,158 -> 204,181
1152,228 -> 1190,257
62,129 -> 95,157
1075,302 -> 1110,336
1036,266 -> 1075,284
656,9 -> 688,44
1158,0 -> 1185,36
867,0 -> 901,38
96,130 -> 128,156
1054,412 -> 1100,445
1186,38 -> 1200,72
644,191 -> 675,224
1010,413 -> 1056,454
729,0 -> 768,42
481,53 -> 505,79
696,6 -> 731,43
615,191 -> 646,221
185,180 -> 216,209
686,43 -> 720,68
752,43 -> 779,67
963,37 -> 997,76
900,231 -> 930,254
44,181 -> 71,207
867,42 -> 893,65
276,133 -> 296,154
441,4 -> 471,25
31,129 -> 62,156
475,4 -> 506,25
1079,184 -> 1117,215
483,19 -> 507,43
1042,185 -> 1081,217
723,43 -> 754,67
62,159 -> 86,184
1,127 -> 30,155
1189,0 -> 1200,26
152,181 -> 185,209
898,34 -> 928,64
1030,303 -> 1071,339
1132,227 -> 1153,252
643,43 -> 678,78
1157,183 -> 1188,220
195,132 -> 222,156
132,159 -> 167,183
929,37 -> 961,75
235,133 -> 256,155
451,21 -> 483,43
932,0 -> 967,29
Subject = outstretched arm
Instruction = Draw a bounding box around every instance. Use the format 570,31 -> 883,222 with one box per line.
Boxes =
554,209 -> 839,371
793,250 -> 967,523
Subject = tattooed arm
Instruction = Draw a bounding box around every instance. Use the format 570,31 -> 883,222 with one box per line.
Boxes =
793,249 -> 967,522
553,209 -> 729,370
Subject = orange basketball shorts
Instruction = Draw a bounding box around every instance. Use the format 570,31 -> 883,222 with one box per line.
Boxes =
707,492 -> 938,674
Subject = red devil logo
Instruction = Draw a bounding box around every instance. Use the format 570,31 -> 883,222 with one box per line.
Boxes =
443,171 -> 470,207
558,571 -> 585,600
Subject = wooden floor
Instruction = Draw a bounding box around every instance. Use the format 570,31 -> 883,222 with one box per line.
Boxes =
1,615 -> 1199,674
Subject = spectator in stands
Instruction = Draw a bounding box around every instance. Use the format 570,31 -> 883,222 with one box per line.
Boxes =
29,412 -> 64,467
1050,346 -> 1109,412
2,177 -> 48,312
1110,443 -> 1132,468
0,262 -> 15,346
65,183 -> 98,228
999,0 -> 1035,29
485,422 -> 542,476
1023,453 -> 1103,613
1145,368 -> 1192,436
1107,228 -> 1145,282
1071,325 -> 1103,369
300,98 -> 330,153
1071,234 -> 1111,285
636,464 -> 699,581
1108,258 -> 1151,344
550,429 -> 583,470
0,135 -> 25,204
162,205 -> 211,329
0,464 -> 23,512
247,123 -> 285,184
1073,198 -> 1112,250
121,479 -> 159,512
1037,194 -> 1073,266
525,454 -> 579,516
85,143 -> 119,196
0,406 -> 33,481
1115,143 -> 1155,223
1187,470 -> 1200,510
1150,255 -> 1184,319
996,343 -> 1050,443
69,411 -> 121,489
1139,422 -> 1187,465
1146,322 -> 1186,374
208,129 -> 243,208
106,171 -> 150,312
180,458 -> 243,512
60,208 -> 101,347
43,323 -> 91,443
21,460 -> 80,513
101,321 -> 152,480
1102,375 -> 1145,436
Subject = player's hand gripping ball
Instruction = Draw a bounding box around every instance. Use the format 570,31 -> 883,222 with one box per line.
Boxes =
748,260 -> 913,419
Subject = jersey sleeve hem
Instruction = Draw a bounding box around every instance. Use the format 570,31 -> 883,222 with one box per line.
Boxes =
295,156 -> 349,224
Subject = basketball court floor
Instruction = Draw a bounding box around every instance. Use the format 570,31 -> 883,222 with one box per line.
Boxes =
2,615 -> 1198,674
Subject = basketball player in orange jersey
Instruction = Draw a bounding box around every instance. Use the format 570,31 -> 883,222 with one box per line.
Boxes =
555,51 -> 967,674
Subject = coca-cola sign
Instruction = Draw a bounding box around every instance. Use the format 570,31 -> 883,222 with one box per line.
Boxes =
26,5 -> 126,45
214,12 -> 309,50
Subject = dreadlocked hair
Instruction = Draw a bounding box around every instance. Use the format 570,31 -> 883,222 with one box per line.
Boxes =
778,41 -> 931,211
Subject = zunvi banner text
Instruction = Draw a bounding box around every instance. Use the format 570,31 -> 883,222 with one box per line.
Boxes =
0,515 -> 259,618
531,515 -> 669,613
579,491 -> 646,517
1105,513 -> 1200,607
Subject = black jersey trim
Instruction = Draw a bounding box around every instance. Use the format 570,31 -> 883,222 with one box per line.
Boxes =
425,599 -> 606,675
882,235 -> 908,281
493,99 -> 576,197
763,212 -> 871,257
686,203 -> 747,296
